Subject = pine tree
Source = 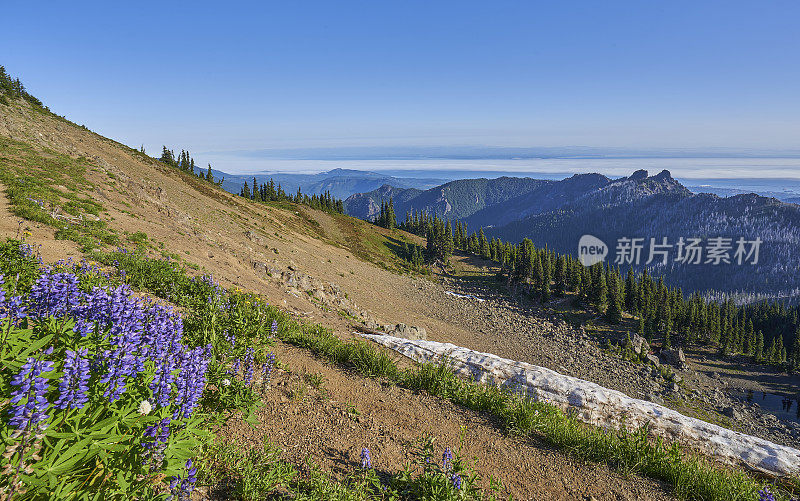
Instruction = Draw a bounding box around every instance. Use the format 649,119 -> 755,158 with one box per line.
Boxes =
590,265 -> 607,309
541,257 -> 552,303
790,327 -> 800,370
753,331 -> 764,363
605,271 -> 623,324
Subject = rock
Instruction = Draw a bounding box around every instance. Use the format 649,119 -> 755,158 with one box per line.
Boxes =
631,334 -> 649,356
646,354 -> 661,368
722,406 -> 741,420
287,260 -> 298,271
646,393 -> 664,405
660,347 -> 687,369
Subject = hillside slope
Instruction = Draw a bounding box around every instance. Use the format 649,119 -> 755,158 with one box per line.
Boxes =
0,96 -> 681,499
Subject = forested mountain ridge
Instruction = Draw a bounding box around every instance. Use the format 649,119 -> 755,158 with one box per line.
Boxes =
344,176 -> 549,223
487,170 -> 800,297
217,168 -> 444,200
463,173 -> 611,229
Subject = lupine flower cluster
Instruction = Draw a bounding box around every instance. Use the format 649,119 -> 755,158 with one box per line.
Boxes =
9,357 -> 53,430
53,348 -> 90,410
167,459 -> 197,501
142,417 -> 172,472
271,319 -> 278,338
243,347 -> 255,385
360,447 -> 372,469
3,269 -> 211,447
442,446 -> 453,472
262,351 -> 276,386
758,487 -> 776,501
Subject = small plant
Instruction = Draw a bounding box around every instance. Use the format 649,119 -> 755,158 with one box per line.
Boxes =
304,372 -> 325,390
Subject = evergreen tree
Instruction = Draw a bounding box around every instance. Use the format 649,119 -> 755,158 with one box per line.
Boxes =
790,327 -> 800,370
541,257 -> 552,303
605,271 -> 623,324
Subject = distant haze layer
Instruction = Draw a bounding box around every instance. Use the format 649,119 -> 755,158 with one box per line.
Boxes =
200,154 -> 800,182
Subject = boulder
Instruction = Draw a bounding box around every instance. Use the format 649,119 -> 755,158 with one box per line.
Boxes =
631,334 -> 650,356
722,406 -> 742,420
646,354 -> 661,368
660,347 -> 687,369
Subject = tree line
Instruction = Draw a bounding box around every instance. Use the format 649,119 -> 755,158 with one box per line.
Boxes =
238,177 -> 344,214
0,66 -> 44,107
158,146 -> 223,186
390,207 -> 800,372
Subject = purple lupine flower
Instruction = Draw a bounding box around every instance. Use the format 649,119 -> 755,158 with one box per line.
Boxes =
168,459 -> 197,501
243,347 -> 254,385
172,345 -> 211,419
231,357 -> 240,376
450,473 -> 462,490
28,272 -> 81,318
0,275 -> 6,316
143,416 -> 171,449
758,488 -> 776,501
6,295 -> 27,322
442,447 -> 453,471
54,349 -> 90,409
262,352 -> 276,386
99,343 -> 142,403
142,416 -> 171,472
360,447 -> 372,469
9,358 -> 53,430
271,320 -> 278,338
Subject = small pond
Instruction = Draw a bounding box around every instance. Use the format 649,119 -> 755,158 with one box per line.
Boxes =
730,389 -> 800,422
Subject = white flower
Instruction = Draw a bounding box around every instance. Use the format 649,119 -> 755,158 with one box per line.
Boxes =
221,378 -> 231,387
138,400 -> 152,415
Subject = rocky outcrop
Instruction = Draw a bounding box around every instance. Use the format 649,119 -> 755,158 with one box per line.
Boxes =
251,258 -> 428,341
660,347 -> 688,370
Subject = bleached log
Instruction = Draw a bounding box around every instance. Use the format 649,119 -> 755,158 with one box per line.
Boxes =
360,333 -> 800,478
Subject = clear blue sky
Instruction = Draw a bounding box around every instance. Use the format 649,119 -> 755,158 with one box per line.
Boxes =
3,1 -> 800,158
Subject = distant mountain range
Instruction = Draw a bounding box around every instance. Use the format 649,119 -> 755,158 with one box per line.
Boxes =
213,168 -> 445,200
344,170 -> 800,298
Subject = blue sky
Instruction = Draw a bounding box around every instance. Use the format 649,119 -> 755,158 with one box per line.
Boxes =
3,1 -> 800,167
